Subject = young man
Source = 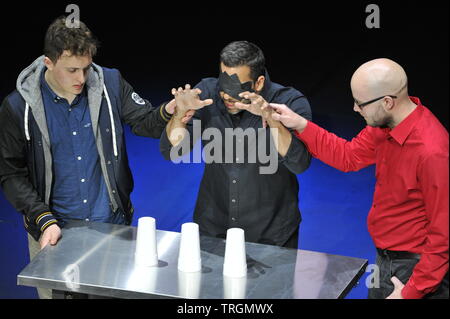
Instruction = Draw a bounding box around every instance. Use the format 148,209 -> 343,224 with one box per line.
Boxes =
0,16 -> 179,298
160,41 -> 312,249
268,58 -> 449,299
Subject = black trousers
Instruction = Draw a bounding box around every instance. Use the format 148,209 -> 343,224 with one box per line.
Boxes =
282,227 -> 299,249
368,251 -> 449,299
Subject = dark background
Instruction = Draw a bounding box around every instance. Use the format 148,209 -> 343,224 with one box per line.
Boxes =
0,1 -> 448,299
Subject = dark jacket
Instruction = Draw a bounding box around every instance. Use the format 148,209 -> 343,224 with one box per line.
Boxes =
0,56 -> 170,241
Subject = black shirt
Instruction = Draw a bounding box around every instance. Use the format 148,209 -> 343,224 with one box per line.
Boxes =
160,72 -> 312,247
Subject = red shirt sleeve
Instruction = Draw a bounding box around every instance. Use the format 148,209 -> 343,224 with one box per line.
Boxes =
402,151 -> 449,299
294,121 -> 377,172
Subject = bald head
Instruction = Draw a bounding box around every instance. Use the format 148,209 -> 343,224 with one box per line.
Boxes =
351,58 -> 409,100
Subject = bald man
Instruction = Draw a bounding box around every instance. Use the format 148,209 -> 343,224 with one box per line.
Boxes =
267,59 -> 449,299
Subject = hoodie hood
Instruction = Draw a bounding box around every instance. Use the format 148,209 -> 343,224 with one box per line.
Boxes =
16,55 -> 105,105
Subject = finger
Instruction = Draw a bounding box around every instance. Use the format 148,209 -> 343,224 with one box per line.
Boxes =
390,276 -> 403,288
182,116 -> 193,124
185,84 -> 191,90
234,102 -> 250,110
40,237 -> 50,250
240,91 -> 257,98
178,87 -> 183,93
268,103 -> 284,112
50,235 -> 58,245
238,91 -> 252,98
195,88 -> 202,95
185,110 -> 195,117
171,88 -> 177,96
201,99 -> 214,106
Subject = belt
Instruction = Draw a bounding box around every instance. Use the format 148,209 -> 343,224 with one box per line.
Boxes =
376,248 -> 421,260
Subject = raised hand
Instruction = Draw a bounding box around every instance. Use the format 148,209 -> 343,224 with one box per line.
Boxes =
234,92 -> 273,128
172,84 -> 213,115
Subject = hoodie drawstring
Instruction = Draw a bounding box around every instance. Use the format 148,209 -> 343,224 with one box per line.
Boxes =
24,103 -> 30,141
103,84 -> 118,158
23,87 -> 118,158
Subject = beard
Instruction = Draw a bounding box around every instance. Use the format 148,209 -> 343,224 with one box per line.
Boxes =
367,114 -> 394,129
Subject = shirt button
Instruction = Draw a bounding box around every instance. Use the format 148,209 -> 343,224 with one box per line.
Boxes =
231,199 -> 236,203
72,131 -> 77,136
106,128 -> 110,133
69,108 -> 72,112
81,179 -> 86,183
85,218 -> 90,222
77,156 -> 82,161
231,217 -> 236,222
107,161 -> 112,165
83,199 -> 88,204
232,180 -> 237,184
112,190 -> 116,194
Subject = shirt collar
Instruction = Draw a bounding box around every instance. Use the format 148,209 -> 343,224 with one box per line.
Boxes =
388,96 -> 423,145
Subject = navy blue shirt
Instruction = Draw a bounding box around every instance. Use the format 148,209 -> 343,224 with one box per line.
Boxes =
40,69 -> 123,224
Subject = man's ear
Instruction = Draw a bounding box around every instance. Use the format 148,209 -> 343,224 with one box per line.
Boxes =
44,56 -> 54,71
255,75 -> 265,92
383,96 -> 395,111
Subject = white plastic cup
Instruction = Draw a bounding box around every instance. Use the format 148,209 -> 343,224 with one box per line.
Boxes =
135,217 -> 158,267
178,222 -> 202,272
178,270 -> 202,298
223,275 -> 247,299
223,228 -> 247,278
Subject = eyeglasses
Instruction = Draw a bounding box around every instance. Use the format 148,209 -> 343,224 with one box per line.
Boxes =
355,95 -> 397,108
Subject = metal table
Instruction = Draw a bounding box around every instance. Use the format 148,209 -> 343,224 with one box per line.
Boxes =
18,221 -> 368,299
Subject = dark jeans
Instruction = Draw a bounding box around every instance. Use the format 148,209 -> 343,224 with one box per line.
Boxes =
368,251 -> 449,299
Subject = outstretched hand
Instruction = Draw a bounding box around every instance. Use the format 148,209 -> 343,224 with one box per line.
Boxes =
172,84 -> 213,116
234,92 -> 273,128
268,103 -> 308,132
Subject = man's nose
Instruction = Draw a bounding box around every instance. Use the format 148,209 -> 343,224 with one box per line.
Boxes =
77,71 -> 86,84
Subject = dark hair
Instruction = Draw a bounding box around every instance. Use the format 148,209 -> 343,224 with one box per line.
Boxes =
44,16 -> 99,63
220,41 -> 265,81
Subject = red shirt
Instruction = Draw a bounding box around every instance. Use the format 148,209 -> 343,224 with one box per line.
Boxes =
295,97 -> 449,299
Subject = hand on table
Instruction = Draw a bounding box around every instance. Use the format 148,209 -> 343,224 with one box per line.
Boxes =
39,223 -> 62,250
